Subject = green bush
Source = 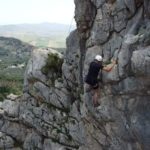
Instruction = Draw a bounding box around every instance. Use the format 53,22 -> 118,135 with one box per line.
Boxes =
0,95 -> 4,101
0,85 -> 10,101
0,86 -> 11,93
41,53 -> 63,76
0,80 -> 23,101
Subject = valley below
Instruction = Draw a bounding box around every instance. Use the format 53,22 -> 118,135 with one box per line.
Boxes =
0,23 -> 73,100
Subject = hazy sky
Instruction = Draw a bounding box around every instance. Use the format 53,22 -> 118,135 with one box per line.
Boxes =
0,0 -> 75,25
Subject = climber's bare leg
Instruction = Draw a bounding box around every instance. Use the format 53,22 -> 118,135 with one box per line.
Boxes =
92,87 -> 100,107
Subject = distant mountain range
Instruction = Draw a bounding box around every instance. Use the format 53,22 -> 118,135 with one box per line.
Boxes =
0,23 -> 76,48
0,22 -> 76,36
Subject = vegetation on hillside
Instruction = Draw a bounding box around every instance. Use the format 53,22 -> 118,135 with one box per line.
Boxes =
0,37 -> 34,101
0,36 -> 66,101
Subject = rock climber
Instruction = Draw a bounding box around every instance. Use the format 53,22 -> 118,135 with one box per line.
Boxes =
85,55 -> 116,107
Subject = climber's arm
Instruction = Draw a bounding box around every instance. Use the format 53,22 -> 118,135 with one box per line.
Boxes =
102,60 -> 116,72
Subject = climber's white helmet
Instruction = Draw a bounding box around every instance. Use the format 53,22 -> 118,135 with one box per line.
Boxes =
95,55 -> 102,62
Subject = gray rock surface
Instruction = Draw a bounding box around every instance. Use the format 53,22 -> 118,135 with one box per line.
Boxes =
0,0 -> 150,150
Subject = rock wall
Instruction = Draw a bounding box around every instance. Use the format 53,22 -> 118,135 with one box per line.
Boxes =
0,0 -> 150,150
74,0 -> 150,149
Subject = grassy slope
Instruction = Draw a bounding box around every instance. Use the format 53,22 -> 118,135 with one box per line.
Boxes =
5,33 -> 67,48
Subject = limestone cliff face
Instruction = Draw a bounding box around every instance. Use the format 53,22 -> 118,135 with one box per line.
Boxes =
74,0 -> 150,150
0,0 -> 150,150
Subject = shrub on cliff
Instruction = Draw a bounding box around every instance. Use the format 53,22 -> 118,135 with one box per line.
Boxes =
42,53 -> 63,75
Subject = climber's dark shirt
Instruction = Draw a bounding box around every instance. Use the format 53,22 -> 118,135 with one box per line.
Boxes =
85,61 -> 103,86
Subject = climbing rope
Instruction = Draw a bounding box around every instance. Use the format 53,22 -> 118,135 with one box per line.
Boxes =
68,15 -> 75,35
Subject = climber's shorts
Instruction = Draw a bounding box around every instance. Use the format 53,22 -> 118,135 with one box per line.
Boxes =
92,83 -> 99,89
84,83 -> 99,92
